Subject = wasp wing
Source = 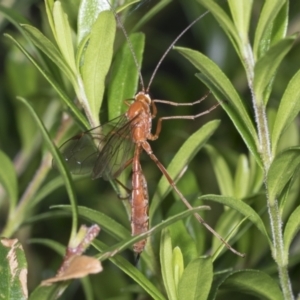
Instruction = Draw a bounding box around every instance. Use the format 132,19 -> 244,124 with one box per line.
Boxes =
59,114 -> 134,180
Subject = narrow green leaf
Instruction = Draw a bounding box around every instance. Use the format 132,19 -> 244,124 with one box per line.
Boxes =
178,257 -> 213,300
271,70 -> 300,154
107,32 -> 145,119
116,0 -> 142,13
160,229 -> 178,300
81,10 -> 116,123
0,239 -> 28,300
55,205 -> 131,241
253,0 -> 286,59
270,2 -> 289,45
28,239 -> 67,300
207,269 -> 232,300
284,205 -> 300,260
53,1 -> 76,73
267,147 -> 300,203
29,238 -> 96,300
93,239 -> 166,300
175,47 -> 261,167
212,214 -> 247,261
21,24 -> 76,84
168,218 -> 198,264
196,0 -> 241,56
221,270 -> 284,300
233,154 -> 250,199
172,247 -> 184,288
30,177 -> 65,208
228,0 -> 253,44
0,150 -> 18,212
150,120 -> 220,219
97,206 -> 210,261
211,208 -> 243,257
0,4 -> 29,31
18,97 -> 79,242
30,283 -> 66,300
29,238 -> 65,255
77,0 -> 110,44
248,153 -> 264,195
253,35 -> 296,105
205,145 -> 234,196
45,0 -> 56,40
199,194 -> 272,246
5,34 -> 88,129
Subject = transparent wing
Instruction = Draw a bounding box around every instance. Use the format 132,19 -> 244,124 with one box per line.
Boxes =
59,114 -> 135,180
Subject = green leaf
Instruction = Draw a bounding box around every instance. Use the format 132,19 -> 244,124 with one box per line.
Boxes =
150,120 -> 220,219
18,97 -> 79,242
267,147 -> 300,203
116,0 -> 142,13
0,239 -> 28,299
107,32 -> 145,119
81,10 -> 116,123
0,4 -> 30,31
0,150 -> 18,213
21,24 -> 76,84
28,239 -> 67,300
5,34 -> 88,129
212,213 -> 247,261
228,0 -> 253,44
233,154 -> 250,199
55,205 -> 130,241
93,239 -> 166,300
253,0 -> 286,60
30,177 -> 65,208
253,35 -> 296,105
53,1 -> 76,73
175,47 -> 261,167
248,153 -> 264,195
221,270 -> 284,300
270,2 -> 289,45
77,0 -> 110,44
29,238 -> 65,255
196,0 -> 241,57
30,284 -> 67,300
211,209 -> 241,255
45,0 -> 56,40
283,205 -> 300,259
168,217 -> 198,264
178,257 -> 213,300
96,206 -> 210,261
271,70 -> 300,154
199,194 -> 271,246
207,269 -> 232,300
172,247 -> 184,288
160,229 -> 178,300
205,145 -> 234,196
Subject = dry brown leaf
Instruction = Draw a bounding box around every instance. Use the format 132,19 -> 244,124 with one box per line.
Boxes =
41,255 -> 102,286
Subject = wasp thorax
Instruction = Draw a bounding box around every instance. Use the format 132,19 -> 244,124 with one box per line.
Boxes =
135,91 -> 151,104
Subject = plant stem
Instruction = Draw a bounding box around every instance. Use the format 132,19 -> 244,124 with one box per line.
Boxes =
243,42 -> 294,299
268,201 -> 294,299
2,153 -> 51,237
1,116 -> 73,238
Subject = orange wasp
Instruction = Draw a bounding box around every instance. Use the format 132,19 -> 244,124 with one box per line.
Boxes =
59,9 -> 243,257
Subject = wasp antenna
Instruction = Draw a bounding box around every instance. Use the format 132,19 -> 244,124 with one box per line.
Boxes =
106,1 -> 145,92
146,10 -> 210,93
